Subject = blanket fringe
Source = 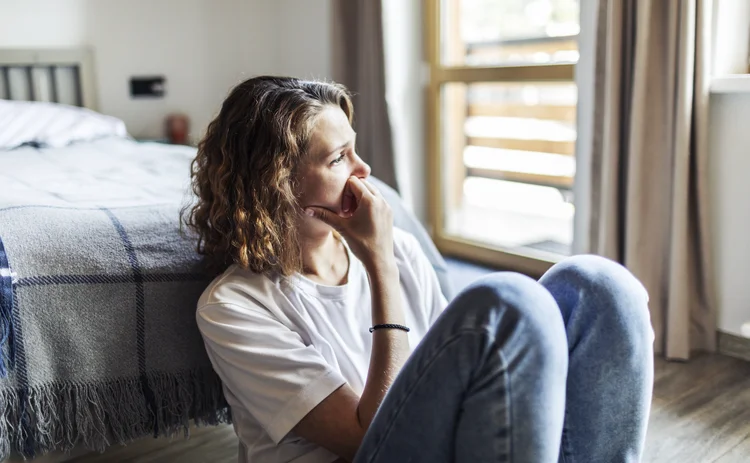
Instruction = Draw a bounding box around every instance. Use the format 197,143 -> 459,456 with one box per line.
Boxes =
0,368 -> 230,460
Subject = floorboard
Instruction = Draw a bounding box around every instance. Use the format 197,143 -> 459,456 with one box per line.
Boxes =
55,354 -> 750,463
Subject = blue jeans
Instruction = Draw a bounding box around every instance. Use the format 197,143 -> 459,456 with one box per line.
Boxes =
353,255 -> 654,463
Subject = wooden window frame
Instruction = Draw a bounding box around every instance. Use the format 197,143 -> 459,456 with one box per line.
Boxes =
423,0 -> 577,276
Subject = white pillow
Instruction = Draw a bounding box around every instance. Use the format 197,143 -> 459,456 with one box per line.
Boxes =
0,99 -> 128,150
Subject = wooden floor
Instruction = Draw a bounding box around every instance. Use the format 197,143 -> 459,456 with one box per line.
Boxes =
59,353 -> 750,463
645,353 -> 750,462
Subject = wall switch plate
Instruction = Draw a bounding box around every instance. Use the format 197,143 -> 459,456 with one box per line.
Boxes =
130,76 -> 166,98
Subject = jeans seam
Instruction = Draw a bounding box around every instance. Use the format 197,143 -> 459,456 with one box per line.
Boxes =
363,328 -> 495,463
497,344 -> 511,462
559,408 -> 571,463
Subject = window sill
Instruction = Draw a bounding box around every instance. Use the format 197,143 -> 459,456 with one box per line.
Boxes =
711,75 -> 750,94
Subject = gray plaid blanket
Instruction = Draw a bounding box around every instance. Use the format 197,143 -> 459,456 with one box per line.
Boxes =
0,137 -> 452,460
0,138 -> 229,460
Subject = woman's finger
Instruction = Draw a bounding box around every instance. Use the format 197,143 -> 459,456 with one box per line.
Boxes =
305,206 -> 344,230
346,176 -> 372,203
361,178 -> 382,198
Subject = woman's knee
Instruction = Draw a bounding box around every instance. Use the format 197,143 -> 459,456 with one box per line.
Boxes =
540,254 -> 654,346
443,272 -> 567,357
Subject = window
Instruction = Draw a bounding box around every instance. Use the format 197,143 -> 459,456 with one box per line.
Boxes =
425,0 -> 580,274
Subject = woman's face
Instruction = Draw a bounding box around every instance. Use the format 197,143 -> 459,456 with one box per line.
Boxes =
296,105 -> 371,235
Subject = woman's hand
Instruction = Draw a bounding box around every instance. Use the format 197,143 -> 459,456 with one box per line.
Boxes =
305,176 -> 394,272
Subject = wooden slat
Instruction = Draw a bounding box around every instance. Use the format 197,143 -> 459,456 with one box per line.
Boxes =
434,63 -> 574,83
444,0 -> 467,212
1,66 -> 9,99
49,65 -> 59,103
466,35 -> 578,51
71,65 -> 83,107
466,38 -> 578,66
25,66 -> 35,101
424,0 -> 441,241
466,167 -> 573,190
467,136 -> 575,156
468,38 -> 578,56
468,103 -> 576,122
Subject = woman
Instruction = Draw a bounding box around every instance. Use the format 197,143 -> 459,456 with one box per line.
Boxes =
185,76 -> 654,463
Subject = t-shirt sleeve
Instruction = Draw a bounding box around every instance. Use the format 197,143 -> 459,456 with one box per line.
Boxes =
400,231 -> 449,325
196,302 -> 347,444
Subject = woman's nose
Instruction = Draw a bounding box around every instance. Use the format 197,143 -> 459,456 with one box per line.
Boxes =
352,155 -> 371,179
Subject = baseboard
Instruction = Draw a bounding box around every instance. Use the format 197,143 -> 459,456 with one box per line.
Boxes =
718,331 -> 750,362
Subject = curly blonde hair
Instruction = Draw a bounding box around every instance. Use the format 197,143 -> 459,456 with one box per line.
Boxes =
182,76 -> 353,276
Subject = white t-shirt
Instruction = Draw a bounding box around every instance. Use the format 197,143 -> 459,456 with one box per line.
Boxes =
196,228 -> 448,463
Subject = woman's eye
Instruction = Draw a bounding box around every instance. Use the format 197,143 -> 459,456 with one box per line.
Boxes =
330,153 -> 346,166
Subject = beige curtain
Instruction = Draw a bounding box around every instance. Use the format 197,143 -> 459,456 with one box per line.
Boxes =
331,0 -> 399,191
589,0 -> 715,360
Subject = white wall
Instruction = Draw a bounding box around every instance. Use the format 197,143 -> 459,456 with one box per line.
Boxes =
709,91 -> 750,337
0,0 -> 87,46
0,0 -> 332,141
712,0 -> 750,76
275,0 -> 332,80
708,0 -> 750,340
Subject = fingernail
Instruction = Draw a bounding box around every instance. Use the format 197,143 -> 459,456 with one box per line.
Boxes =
304,208 -> 314,217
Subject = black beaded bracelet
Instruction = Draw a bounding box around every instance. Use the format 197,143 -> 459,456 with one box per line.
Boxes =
369,323 -> 410,333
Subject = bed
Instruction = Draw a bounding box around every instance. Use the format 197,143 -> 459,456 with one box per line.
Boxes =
0,49 -> 452,461
0,48 -> 232,461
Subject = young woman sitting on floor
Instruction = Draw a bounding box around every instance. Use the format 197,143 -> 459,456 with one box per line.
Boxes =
184,76 -> 654,463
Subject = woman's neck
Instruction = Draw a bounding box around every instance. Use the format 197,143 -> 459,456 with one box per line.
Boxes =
299,231 -> 349,286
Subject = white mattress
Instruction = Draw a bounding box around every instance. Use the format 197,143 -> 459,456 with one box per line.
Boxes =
0,137 -> 196,208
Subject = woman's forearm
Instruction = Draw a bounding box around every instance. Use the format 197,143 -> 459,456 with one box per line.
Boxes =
356,259 -> 410,429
